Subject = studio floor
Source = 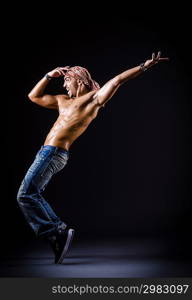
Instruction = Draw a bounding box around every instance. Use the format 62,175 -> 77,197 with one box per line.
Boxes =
0,235 -> 191,278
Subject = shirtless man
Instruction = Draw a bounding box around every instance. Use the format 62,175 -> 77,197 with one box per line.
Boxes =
17,52 -> 169,264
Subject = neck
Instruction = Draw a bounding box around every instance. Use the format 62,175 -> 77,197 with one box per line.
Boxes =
76,85 -> 90,98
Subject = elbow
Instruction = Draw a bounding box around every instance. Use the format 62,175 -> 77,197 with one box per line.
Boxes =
28,92 -> 33,100
28,93 -> 36,102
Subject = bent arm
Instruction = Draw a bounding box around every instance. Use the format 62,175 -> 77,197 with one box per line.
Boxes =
28,67 -> 67,109
28,76 -> 59,109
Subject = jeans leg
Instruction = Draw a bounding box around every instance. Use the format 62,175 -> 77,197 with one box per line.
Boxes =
17,148 -> 68,238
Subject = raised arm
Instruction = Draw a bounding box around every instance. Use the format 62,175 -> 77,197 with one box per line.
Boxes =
28,67 -> 66,109
94,52 -> 169,107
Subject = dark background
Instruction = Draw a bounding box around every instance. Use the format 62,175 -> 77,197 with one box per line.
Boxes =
1,8 -> 191,259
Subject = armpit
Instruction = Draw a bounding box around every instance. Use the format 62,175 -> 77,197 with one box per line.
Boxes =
92,92 -> 105,107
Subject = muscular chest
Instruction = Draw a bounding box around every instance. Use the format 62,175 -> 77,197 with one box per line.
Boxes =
59,101 -> 99,121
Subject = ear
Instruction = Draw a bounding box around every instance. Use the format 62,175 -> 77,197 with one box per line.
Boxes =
77,79 -> 83,85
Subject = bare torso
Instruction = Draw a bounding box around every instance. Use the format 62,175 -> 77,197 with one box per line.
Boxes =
44,91 -> 100,150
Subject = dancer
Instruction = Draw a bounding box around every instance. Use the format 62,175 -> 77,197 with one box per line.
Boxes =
17,52 -> 169,264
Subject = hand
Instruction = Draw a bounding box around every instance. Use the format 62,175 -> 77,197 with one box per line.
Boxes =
47,67 -> 69,78
144,51 -> 169,69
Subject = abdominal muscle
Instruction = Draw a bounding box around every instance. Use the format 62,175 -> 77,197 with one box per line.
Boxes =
44,110 -> 97,151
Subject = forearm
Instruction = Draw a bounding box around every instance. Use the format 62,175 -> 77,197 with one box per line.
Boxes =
117,52 -> 169,84
95,65 -> 145,106
28,75 -> 50,99
117,65 -> 145,85
95,51 -> 168,106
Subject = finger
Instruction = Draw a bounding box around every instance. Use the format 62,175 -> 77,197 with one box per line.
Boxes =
55,68 -> 63,74
60,67 -> 70,73
59,70 -> 66,75
159,57 -> 169,61
157,51 -> 161,59
56,67 -> 65,73
60,66 -> 70,69
60,68 -> 70,75
56,70 -> 63,76
152,52 -> 155,60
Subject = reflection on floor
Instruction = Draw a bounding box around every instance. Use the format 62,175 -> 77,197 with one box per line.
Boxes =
0,236 -> 192,277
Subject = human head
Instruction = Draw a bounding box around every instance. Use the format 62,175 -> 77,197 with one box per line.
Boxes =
62,66 -> 100,97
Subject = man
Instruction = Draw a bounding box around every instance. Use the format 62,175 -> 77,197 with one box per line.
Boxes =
17,52 -> 169,264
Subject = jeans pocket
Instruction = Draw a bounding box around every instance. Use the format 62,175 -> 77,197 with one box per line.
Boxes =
42,154 -> 68,177
38,148 -> 53,159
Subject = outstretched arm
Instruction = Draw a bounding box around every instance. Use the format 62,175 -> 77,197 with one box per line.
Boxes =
28,67 -> 66,109
94,52 -> 169,107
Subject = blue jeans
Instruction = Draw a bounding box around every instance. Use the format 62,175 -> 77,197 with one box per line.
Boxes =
17,145 -> 69,238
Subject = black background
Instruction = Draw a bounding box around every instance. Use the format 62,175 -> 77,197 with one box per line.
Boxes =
1,6 -> 192,259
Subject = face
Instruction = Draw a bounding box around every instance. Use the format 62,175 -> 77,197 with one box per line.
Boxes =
63,76 -> 78,98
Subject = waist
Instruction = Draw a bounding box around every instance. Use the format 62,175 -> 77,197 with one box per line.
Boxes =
40,145 -> 69,155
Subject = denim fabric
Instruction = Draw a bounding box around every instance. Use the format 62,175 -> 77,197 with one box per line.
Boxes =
17,145 -> 69,238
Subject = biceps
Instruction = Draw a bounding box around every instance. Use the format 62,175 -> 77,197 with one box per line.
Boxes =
95,78 -> 120,106
31,95 -> 58,109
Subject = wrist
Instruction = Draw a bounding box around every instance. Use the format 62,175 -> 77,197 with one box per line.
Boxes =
45,73 -> 53,80
140,63 -> 148,72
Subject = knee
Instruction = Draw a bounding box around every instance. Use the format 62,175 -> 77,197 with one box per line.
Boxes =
17,189 -> 24,204
17,181 -> 40,204
17,181 -> 28,203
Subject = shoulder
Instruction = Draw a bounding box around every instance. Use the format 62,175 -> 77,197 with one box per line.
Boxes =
56,94 -> 70,101
56,94 -> 70,104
